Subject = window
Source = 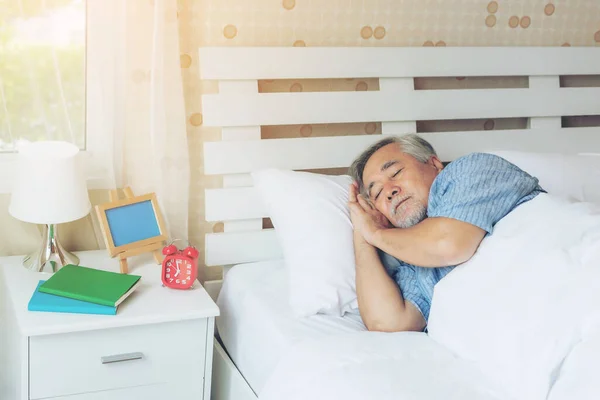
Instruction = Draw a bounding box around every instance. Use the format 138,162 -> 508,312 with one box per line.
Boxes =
0,0 -> 85,151
0,0 -> 116,193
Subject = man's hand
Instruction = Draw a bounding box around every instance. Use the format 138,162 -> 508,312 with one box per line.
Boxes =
348,182 -> 391,245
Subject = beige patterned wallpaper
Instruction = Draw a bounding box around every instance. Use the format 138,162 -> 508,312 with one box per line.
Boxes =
177,0 -> 600,281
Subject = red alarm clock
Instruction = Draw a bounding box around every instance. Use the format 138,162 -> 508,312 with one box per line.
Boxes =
161,240 -> 199,289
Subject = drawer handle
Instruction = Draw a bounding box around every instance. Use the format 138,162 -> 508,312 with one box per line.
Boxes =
101,352 -> 144,364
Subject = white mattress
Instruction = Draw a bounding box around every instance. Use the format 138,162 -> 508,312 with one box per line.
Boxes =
216,260 -> 367,394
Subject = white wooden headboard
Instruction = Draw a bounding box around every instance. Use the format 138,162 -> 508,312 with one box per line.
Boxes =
198,47 -> 600,288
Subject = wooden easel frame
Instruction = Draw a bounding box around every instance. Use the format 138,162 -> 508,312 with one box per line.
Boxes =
95,187 -> 167,273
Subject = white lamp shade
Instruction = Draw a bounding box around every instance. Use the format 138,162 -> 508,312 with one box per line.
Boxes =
9,141 -> 91,225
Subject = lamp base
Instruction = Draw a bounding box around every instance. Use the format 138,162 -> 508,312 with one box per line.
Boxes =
23,224 -> 80,273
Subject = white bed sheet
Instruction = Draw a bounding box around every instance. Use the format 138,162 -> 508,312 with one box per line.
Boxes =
259,331 -> 511,400
216,259 -> 366,395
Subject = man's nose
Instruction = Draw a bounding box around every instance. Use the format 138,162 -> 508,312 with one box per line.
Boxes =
386,188 -> 399,200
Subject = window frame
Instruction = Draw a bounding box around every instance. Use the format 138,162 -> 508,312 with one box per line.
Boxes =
0,0 -> 122,194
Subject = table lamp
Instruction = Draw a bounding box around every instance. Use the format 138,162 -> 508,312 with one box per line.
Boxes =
9,141 -> 91,273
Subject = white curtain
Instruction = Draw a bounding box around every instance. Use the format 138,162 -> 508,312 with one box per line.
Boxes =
0,0 -> 189,256
94,0 -> 190,243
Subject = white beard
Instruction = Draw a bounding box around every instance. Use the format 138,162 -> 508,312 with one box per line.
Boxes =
391,201 -> 427,228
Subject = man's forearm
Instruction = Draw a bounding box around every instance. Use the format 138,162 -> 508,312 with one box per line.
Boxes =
370,217 -> 485,268
354,234 -> 414,332
371,223 -> 451,268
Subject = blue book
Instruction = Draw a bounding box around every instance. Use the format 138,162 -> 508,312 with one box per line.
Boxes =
28,280 -> 117,315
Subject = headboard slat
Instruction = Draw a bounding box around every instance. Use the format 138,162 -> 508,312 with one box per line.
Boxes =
205,229 -> 282,266
217,79 -> 264,247
529,76 -> 562,130
203,127 -> 600,176
379,77 -> 417,135
201,88 -> 600,127
199,47 -> 600,80
205,187 -> 264,222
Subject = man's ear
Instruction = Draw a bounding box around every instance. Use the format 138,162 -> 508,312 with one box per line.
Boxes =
427,156 -> 444,172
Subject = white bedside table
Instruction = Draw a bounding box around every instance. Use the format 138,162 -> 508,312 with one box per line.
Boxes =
0,250 -> 220,400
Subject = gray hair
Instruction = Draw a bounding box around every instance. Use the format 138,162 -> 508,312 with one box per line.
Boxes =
348,134 -> 438,197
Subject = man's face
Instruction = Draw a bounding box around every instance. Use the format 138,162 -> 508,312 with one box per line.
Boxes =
362,143 -> 443,228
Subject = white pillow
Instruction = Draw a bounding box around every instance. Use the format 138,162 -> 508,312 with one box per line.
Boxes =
487,151 -> 600,203
251,169 -> 357,317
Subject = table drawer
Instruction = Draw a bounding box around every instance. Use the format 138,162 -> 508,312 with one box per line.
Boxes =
29,319 -> 208,399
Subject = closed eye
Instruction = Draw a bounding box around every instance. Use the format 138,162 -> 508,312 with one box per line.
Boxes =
374,169 -> 403,200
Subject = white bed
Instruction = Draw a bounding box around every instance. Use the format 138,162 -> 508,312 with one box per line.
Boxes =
215,259 -> 512,400
197,46 -> 600,400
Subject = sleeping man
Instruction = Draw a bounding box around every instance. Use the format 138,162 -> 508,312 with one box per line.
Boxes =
347,134 -> 545,332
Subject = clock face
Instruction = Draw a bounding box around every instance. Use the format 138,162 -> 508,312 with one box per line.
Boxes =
162,256 -> 196,289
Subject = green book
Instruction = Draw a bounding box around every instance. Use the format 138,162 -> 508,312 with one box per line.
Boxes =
39,264 -> 141,307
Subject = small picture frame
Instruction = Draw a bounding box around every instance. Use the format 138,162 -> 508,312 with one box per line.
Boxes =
95,192 -> 168,258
